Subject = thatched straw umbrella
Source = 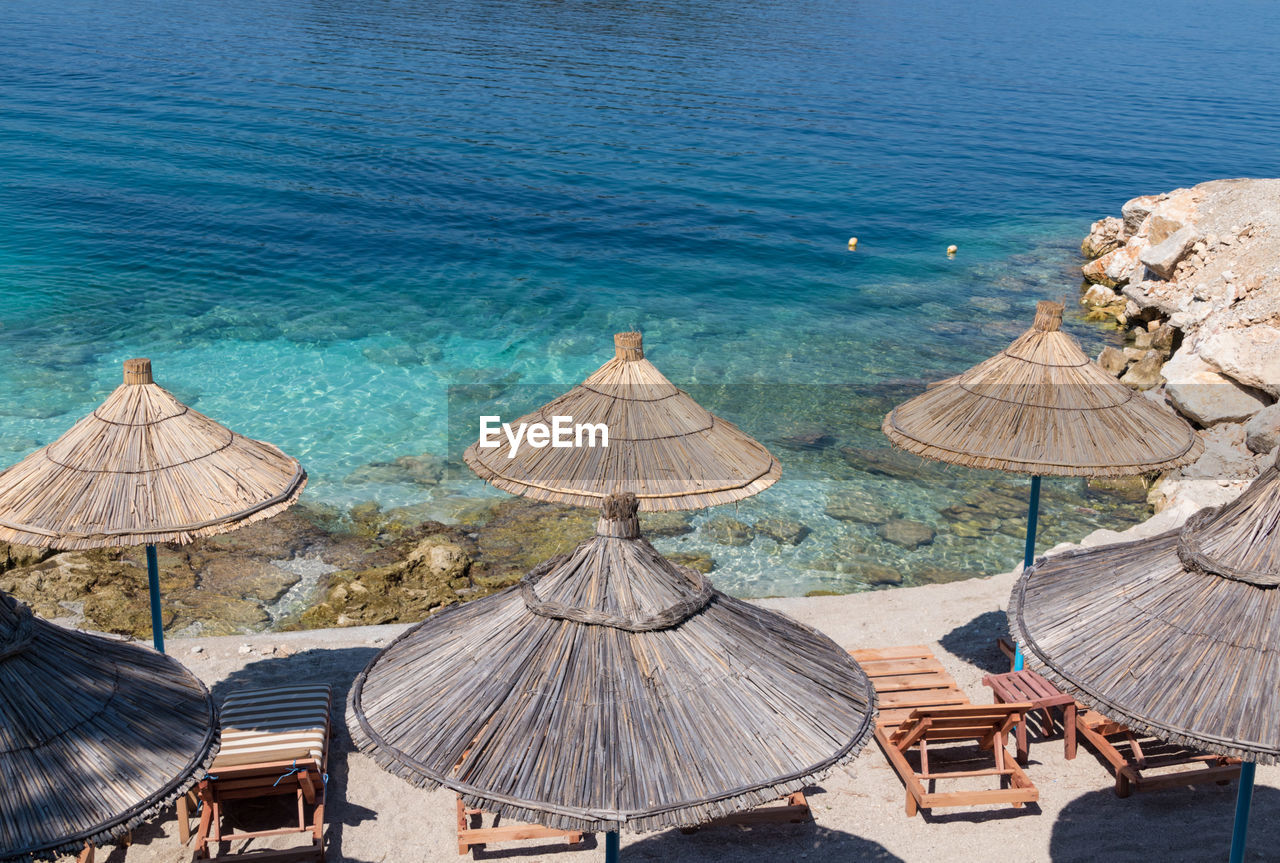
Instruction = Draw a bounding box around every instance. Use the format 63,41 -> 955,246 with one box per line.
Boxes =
1010,448 -> 1280,862
363,335 -> 867,860
0,590 -> 217,861
464,332 -> 780,511
0,358 -> 306,652
883,300 -> 1200,665
350,493 -> 875,858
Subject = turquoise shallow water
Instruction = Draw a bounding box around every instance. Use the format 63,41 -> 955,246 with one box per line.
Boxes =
2,0 -> 1279,596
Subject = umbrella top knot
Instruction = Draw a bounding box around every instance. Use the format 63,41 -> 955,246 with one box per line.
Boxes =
1032,301 -> 1063,332
597,492 -> 640,538
0,593 -> 34,662
614,331 -> 644,361
123,358 -> 153,385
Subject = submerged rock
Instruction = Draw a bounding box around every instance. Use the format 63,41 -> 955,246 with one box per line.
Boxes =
877,519 -> 936,550
913,567 -> 981,585
1085,475 -> 1150,504
776,429 -> 837,450
702,517 -> 755,546
639,510 -> 695,537
860,562 -> 904,587
346,453 -> 445,487
666,552 -> 715,574
754,517 -> 811,545
840,447 -> 954,483
825,494 -> 898,525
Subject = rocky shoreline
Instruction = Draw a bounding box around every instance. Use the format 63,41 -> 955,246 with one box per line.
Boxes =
1078,178 -> 1279,520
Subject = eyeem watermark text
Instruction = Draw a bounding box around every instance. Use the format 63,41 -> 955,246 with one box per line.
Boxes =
478,416 -> 609,458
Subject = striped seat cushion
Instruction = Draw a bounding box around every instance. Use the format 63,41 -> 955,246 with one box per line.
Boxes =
213,683 -> 332,769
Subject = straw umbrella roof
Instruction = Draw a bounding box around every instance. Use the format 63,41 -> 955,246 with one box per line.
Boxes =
0,358 -> 306,549
0,591 -> 217,860
882,301 -> 1202,476
1010,448 -> 1280,763
463,332 -> 780,511
349,493 -> 875,832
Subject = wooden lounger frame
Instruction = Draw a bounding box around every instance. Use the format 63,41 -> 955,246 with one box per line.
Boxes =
1075,711 -> 1240,797
456,799 -> 584,855
191,756 -> 327,861
995,638 -> 1240,796
850,646 -> 1038,816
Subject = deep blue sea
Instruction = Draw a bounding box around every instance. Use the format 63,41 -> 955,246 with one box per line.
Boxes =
2,0 -> 1279,597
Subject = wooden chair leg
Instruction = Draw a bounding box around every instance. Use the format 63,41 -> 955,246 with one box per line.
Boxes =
456,796 -> 470,855
299,770 -> 317,805
1037,706 -> 1055,738
1064,704 -> 1078,760
313,798 -> 326,851
1116,769 -> 1132,798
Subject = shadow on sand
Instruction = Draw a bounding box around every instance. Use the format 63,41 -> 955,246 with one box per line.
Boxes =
620,797 -> 904,862
938,609 -> 1012,675
1050,783 -> 1279,863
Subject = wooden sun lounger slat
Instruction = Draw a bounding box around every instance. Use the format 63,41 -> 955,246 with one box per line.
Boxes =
866,671 -> 958,692
849,646 -> 937,662
858,658 -> 948,677
854,644 -> 1038,817
877,689 -> 969,709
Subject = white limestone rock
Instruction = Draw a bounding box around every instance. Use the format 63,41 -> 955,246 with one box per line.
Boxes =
1140,225 -> 1199,280
1162,349 -> 1269,426
1245,403 -> 1280,454
1148,424 -> 1266,515
1200,326 -> 1280,397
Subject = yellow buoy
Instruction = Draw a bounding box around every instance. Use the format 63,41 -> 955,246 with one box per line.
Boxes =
946,244 -> 958,256
847,237 -> 858,250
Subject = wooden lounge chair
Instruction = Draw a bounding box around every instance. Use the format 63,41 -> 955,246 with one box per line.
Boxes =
456,791 -> 809,853
849,646 -> 1037,817
994,638 -> 1240,796
1074,710 -> 1240,797
187,683 -> 331,861
456,801 -> 584,855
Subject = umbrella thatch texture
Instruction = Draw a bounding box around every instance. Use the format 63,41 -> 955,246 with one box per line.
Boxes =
0,591 -> 218,861
0,359 -> 306,549
349,493 -> 875,833
1010,448 -> 1280,763
882,301 -> 1202,476
463,332 -> 780,511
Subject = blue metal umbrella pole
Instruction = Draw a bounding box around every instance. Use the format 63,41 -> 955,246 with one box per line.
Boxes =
1229,762 -> 1256,863
1013,475 -> 1041,672
146,543 -> 165,653
605,830 -> 620,863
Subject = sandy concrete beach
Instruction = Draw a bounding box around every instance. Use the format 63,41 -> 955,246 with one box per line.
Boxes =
62,569 -> 1278,863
